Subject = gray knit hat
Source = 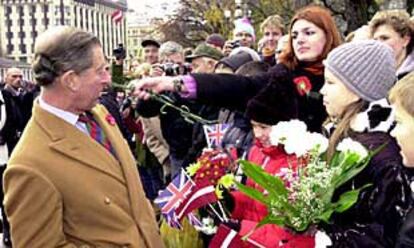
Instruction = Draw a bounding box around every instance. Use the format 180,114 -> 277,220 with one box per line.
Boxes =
324,40 -> 396,102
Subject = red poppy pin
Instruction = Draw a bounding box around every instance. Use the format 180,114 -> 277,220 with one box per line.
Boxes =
106,114 -> 116,126
293,76 -> 312,96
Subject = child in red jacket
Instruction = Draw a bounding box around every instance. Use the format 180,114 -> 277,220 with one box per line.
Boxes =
227,80 -> 315,248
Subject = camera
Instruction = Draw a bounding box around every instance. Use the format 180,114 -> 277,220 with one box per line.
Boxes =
160,63 -> 191,76
230,40 -> 241,49
160,63 -> 180,76
113,43 -> 126,60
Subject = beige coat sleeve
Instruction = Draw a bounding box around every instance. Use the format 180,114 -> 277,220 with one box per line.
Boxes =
3,165 -> 77,248
140,116 -> 170,165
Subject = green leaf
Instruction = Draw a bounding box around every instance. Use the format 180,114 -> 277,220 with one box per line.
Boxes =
235,182 -> 267,204
329,151 -> 342,168
239,160 -> 288,197
333,184 -> 372,213
331,158 -> 370,188
237,160 -> 300,223
257,213 -> 286,228
317,208 -> 335,223
240,214 -> 287,242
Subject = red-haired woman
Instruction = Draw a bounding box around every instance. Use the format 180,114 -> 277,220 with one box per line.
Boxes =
134,5 -> 342,134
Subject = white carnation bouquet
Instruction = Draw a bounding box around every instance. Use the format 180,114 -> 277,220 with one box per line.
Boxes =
237,120 -> 375,233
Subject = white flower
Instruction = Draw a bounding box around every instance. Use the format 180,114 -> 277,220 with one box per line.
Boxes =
336,138 -> 368,159
270,120 -> 307,146
270,120 -> 310,156
284,135 -> 309,157
194,217 -> 217,235
269,120 -> 329,157
306,132 -> 329,155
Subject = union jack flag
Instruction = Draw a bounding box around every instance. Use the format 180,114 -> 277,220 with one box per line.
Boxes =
154,169 -> 198,228
203,123 -> 230,148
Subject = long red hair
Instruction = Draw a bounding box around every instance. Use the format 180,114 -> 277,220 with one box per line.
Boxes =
279,5 -> 342,70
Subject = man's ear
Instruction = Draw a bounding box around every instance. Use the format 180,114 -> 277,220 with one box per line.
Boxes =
61,70 -> 79,92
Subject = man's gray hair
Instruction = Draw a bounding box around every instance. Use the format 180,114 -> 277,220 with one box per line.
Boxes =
32,26 -> 101,87
159,41 -> 183,59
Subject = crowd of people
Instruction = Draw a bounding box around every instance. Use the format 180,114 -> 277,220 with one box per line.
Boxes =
1,4 -> 414,248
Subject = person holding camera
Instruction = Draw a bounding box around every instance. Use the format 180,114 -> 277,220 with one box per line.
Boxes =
141,38 -> 160,65
112,43 -> 127,89
223,18 -> 256,56
150,41 -> 189,77
136,41 -> 211,178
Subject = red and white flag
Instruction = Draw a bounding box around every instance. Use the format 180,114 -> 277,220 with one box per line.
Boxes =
112,9 -> 123,24
209,224 -> 247,248
174,182 -> 218,221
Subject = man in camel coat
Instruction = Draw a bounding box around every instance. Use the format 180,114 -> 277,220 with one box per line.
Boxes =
3,26 -> 163,247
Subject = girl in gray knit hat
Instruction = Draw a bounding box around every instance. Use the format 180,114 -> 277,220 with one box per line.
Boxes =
316,40 -> 414,247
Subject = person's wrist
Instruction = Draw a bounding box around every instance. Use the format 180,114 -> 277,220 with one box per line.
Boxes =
172,77 -> 184,93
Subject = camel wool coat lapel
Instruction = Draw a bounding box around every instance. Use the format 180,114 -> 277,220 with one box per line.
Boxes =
3,102 -> 163,248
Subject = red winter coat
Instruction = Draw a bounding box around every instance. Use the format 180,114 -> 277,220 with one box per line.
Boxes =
231,140 -> 315,248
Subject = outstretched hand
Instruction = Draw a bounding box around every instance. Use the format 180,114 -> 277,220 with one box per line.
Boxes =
132,76 -> 176,100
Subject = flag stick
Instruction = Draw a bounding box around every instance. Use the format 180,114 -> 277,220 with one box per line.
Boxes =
208,204 -> 224,222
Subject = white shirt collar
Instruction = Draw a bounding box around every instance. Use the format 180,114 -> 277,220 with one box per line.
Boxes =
38,97 -> 79,126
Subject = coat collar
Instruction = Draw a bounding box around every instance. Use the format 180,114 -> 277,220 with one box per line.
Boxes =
350,98 -> 394,133
33,102 -> 156,237
33,101 -> 125,183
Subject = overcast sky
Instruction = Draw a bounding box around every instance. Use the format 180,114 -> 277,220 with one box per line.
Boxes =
127,0 -> 168,11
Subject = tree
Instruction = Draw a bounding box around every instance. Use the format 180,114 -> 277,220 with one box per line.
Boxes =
320,0 -> 380,34
157,0 -> 294,47
155,0 -> 409,47
155,0 -> 230,47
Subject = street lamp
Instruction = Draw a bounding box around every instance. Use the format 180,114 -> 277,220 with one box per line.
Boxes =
234,0 -> 243,19
226,0 -> 250,20
224,10 -> 232,19
223,0 -> 252,37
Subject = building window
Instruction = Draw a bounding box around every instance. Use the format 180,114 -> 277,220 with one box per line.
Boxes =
19,44 -> 27,54
80,9 -> 83,28
64,19 -> 70,25
31,31 -> 37,38
7,44 -> 14,53
96,12 -> 100,36
74,6 -> 77,25
65,6 -> 71,16
85,9 -> 89,29
18,32 -> 25,38
55,6 -> 60,15
5,19 -> 12,27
